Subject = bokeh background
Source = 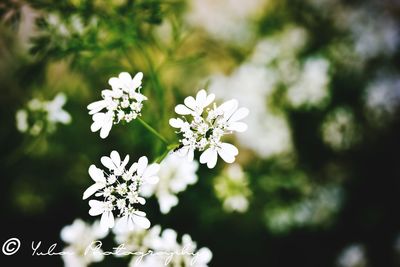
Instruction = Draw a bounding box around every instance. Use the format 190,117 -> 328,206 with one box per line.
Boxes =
1,0 -> 400,266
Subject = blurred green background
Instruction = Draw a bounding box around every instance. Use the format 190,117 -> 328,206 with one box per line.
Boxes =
1,0 -> 400,266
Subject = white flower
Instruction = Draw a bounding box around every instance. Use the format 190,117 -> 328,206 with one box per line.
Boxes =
141,154 -> 199,214
60,219 -> 108,267
87,71 -> 147,139
15,93 -> 71,136
83,151 -> 159,230
170,90 -> 248,168
15,110 -> 29,132
45,93 -> 72,124
286,57 -> 331,108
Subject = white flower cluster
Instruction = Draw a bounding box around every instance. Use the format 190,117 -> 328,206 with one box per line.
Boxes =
16,93 -> 71,136
60,219 -> 108,267
170,89 -> 249,168
113,223 -> 212,267
83,151 -> 159,230
87,72 -> 147,138
141,153 -> 199,214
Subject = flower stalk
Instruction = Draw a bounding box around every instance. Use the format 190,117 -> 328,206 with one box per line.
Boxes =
137,117 -> 169,145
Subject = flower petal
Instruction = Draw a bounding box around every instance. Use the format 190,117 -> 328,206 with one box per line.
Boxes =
229,107 -> 249,122
187,148 -> 194,162
137,156 -> 148,176
88,164 -> 105,183
99,114 -> 113,139
110,150 -> 121,167
83,183 -> 105,200
108,77 -> 123,90
218,99 -> 238,119
169,118 -> 184,128
227,122 -> 248,132
133,214 -> 150,229
184,96 -> 197,110
218,143 -> 238,163
101,211 -> 114,228
196,89 -> 207,107
200,148 -> 218,168
205,93 -> 215,107
131,72 -> 143,90
87,100 -> 108,114
91,113 -> 106,132
143,164 -> 160,180
101,156 -> 114,170
175,104 -> 193,115
88,200 -> 104,216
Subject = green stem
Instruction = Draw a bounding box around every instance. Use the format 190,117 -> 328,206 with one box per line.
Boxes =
137,117 -> 168,145
155,149 -> 170,163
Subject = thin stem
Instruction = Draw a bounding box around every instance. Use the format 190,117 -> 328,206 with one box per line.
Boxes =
137,117 -> 169,145
155,149 -> 170,163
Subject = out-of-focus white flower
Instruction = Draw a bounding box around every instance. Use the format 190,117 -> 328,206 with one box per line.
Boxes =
60,219 -> 108,267
15,93 -> 71,136
214,164 -> 251,213
170,89 -> 248,168
364,74 -> 400,125
334,6 -> 399,60
45,93 -> 72,124
112,223 -> 213,267
336,244 -> 367,267
264,184 -> 343,233
250,26 -> 308,66
286,57 -> 331,108
141,154 -> 199,214
83,151 -> 159,230
88,72 -> 147,138
208,63 -> 293,159
185,0 -> 270,45
16,110 -> 29,132
129,226 -> 212,267
321,107 -> 360,151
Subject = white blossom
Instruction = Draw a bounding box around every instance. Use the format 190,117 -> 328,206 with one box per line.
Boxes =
364,74 -> 400,125
170,89 -> 248,168
88,72 -> 147,138
15,93 -> 71,136
141,153 -> 199,214
208,63 -> 293,159
60,219 -> 108,267
83,150 -> 159,230
286,57 -> 331,108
